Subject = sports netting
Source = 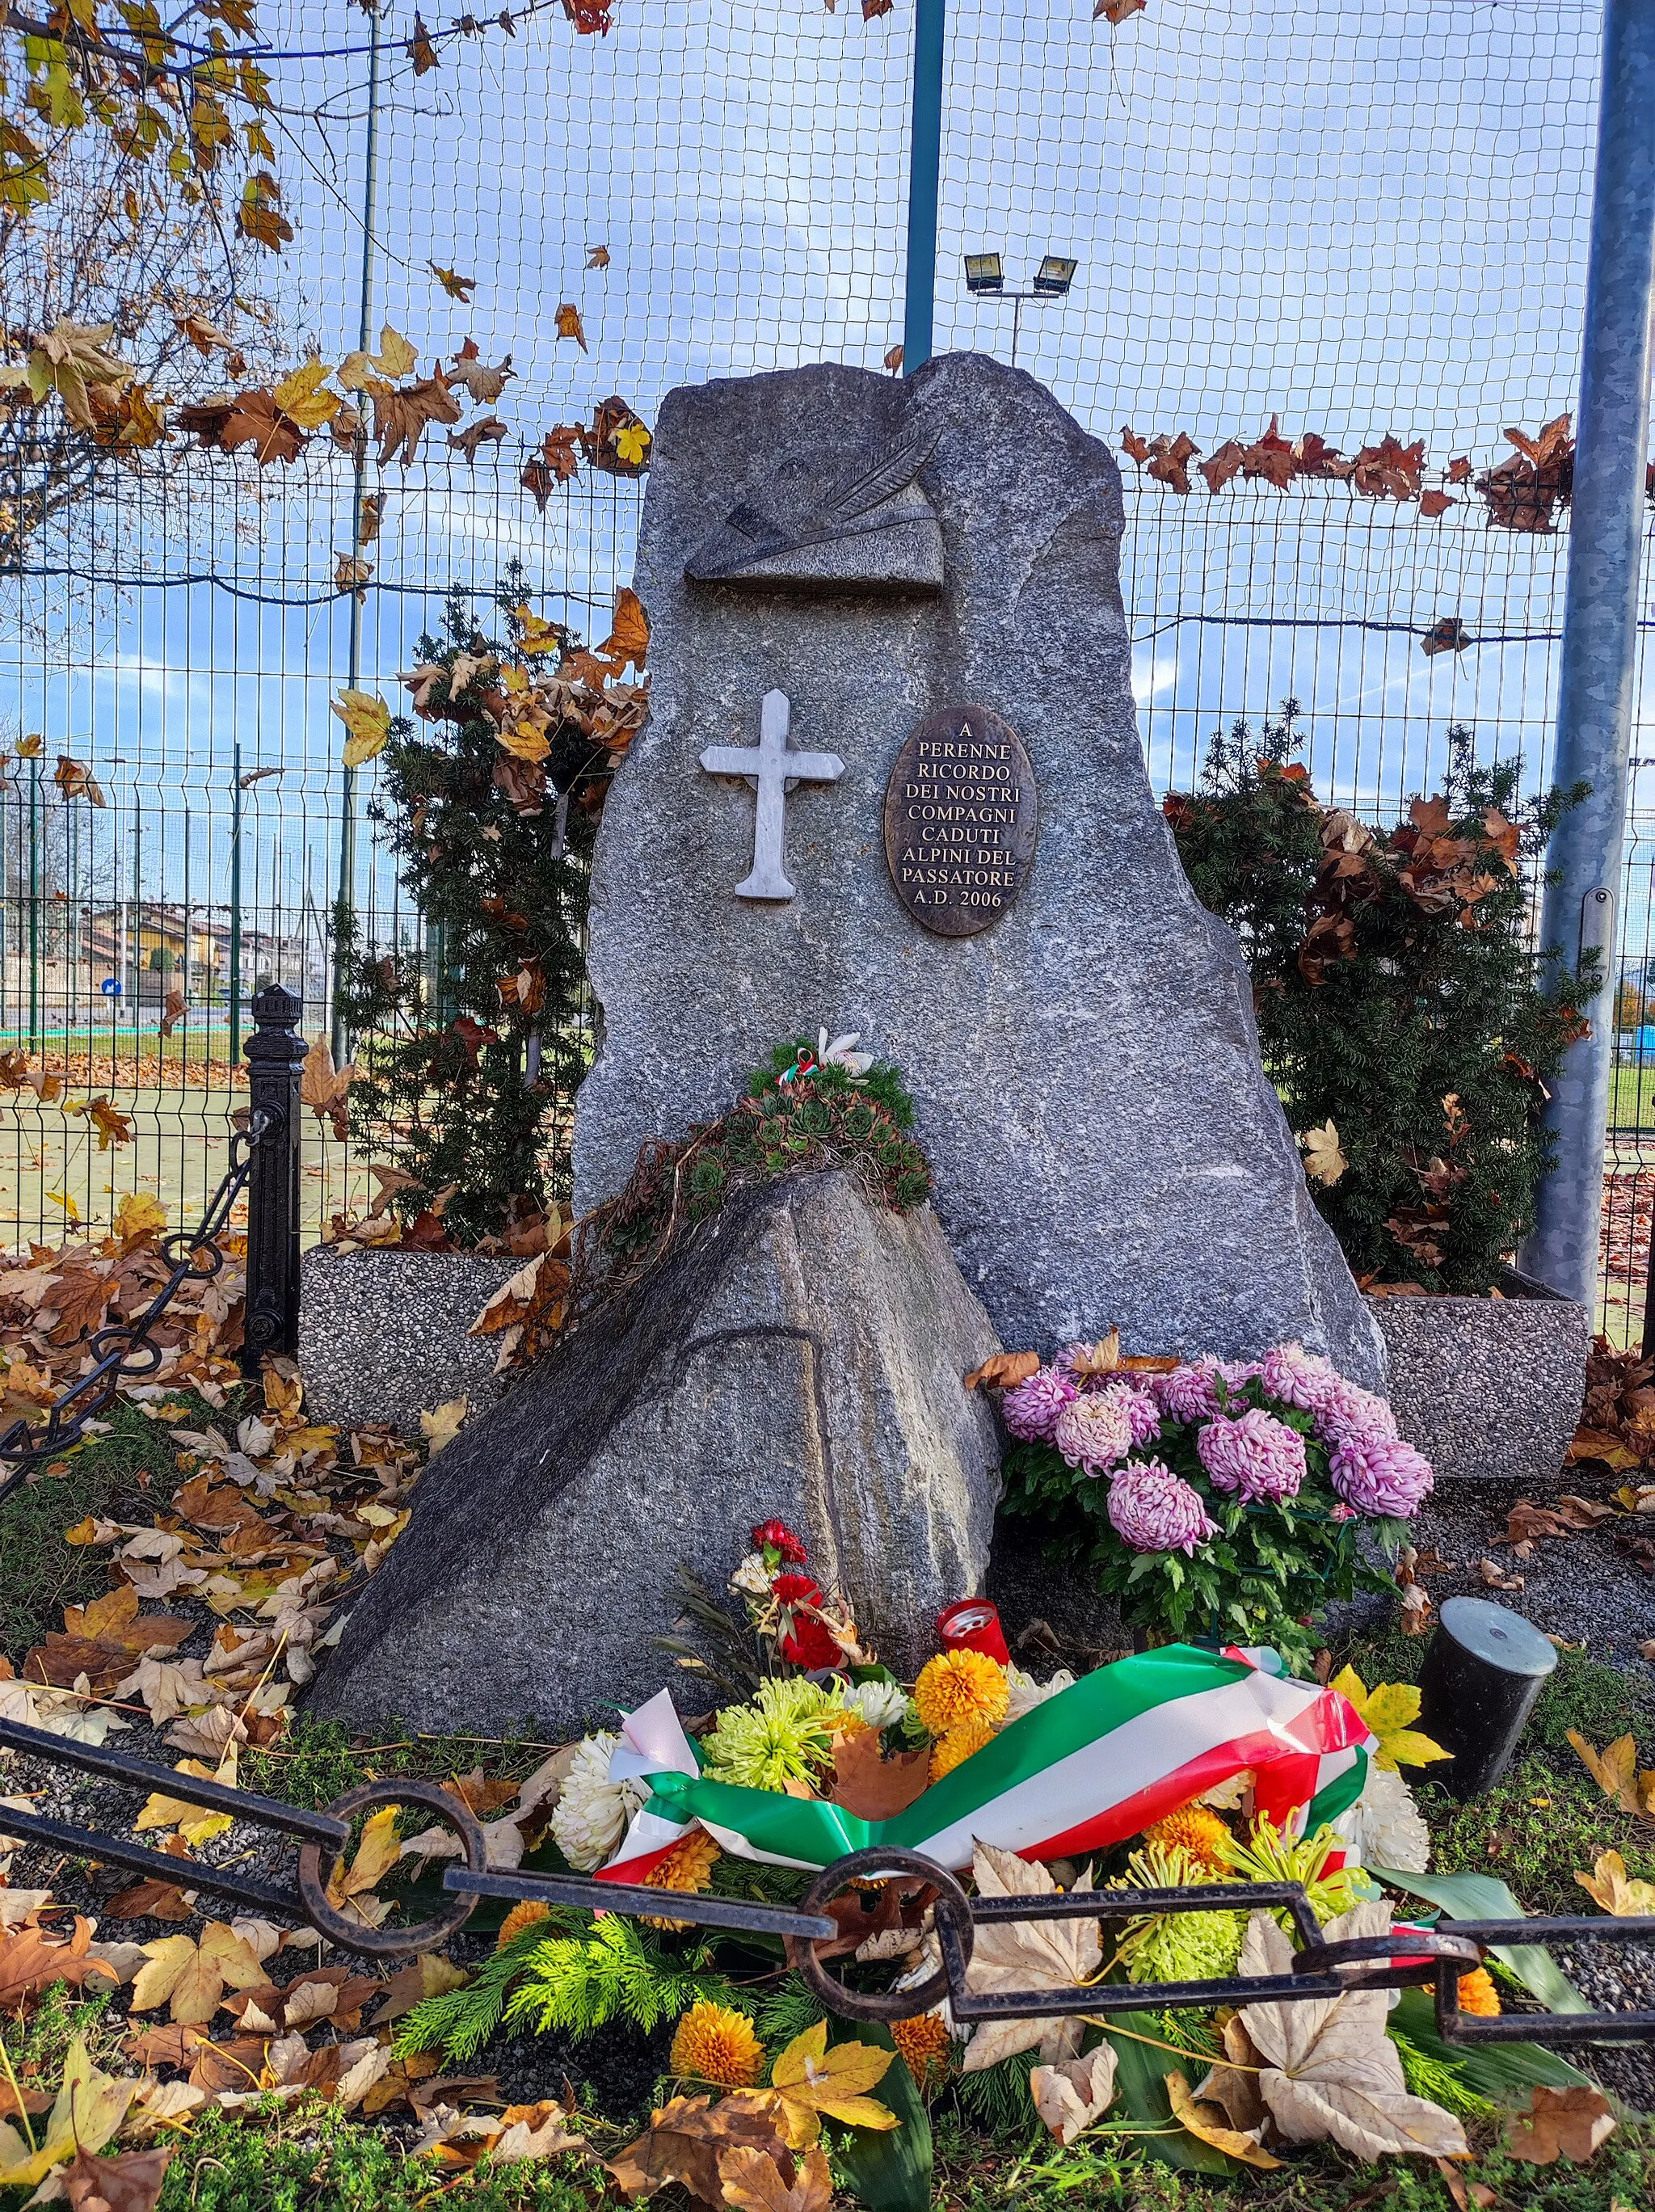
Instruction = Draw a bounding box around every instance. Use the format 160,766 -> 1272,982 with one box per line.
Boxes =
5,0 -> 1651,1329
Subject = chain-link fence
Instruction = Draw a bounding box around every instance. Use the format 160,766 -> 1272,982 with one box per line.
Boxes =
3,0 -> 1649,1329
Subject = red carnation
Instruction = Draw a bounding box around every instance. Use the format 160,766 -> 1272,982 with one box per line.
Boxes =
752,1518 -> 808,1565
770,1570 -> 841,1669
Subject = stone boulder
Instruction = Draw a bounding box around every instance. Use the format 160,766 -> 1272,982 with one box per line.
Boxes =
310,1171 -> 1004,1736
571,352 -> 1386,1387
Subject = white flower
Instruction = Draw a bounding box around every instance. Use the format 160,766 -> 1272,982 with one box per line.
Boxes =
1331,1761 -> 1430,1873
1004,1666 -> 1077,1722
838,1677 -> 909,1730
728,1552 -> 774,1599
819,1027 -> 875,1078
1200,1768 -> 1253,1810
548,1733 -> 644,1872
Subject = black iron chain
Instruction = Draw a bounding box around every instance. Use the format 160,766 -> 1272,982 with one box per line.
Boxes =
0,1105 -> 278,1512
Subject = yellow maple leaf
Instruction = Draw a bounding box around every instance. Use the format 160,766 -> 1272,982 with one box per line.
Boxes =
114,1190 -> 168,1247
136,1746 -> 240,1846
129,1920 -> 267,2025
430,262 -> 474,301
1569,1730 -> 1655,1818
15,733 -> 42,757
1575,1850 -> 1655,1916
272,358 -> 341,429
331,688 -> 393,766
1328,1668 -> 1449,1773
44,1189 -> 81,1224
512,604 -> 564,657
769,2022 -> 898,2147
373,324 -> 417,377
1299,1119 -> 1348,1186
420,1396 -> 469,1455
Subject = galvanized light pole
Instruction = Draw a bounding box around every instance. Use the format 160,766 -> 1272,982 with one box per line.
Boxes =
1519,0 -> 1655,1305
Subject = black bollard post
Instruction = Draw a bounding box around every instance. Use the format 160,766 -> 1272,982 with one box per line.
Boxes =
241,982 -> 305,1381
1415,1595 -> 1558,1799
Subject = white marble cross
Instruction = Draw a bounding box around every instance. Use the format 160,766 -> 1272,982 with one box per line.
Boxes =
698,689 -> 845,901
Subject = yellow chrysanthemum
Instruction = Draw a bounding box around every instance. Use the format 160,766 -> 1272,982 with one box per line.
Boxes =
929,1712 -> 997,1783
669,1999 -> 765,2088
1144,1802 -> 1233,1876
496,1899 -> 552,1950
642,1828 -> 723,1930
891,2012 -> 953,2088
913,1650 -> 1009,1736
1457,1967 -> 1501,2018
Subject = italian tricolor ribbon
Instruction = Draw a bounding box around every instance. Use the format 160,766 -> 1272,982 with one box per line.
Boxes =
598,1642 -> 1374,1883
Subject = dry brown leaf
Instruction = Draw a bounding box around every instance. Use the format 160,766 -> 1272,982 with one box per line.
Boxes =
828,1729 -> 932,1820
0,1915 -> 118,2012
554,303 -> 587,350
40,2145 -> 172,2210
1575,1849 -> 1655,1915
718,2143 -> 833,2212
607,2091 -> 794,2203
1029,2046 -> 1116,2143
1504,2083 -> 1616,2164
962,1350 -> 1041,1392
1165,2068 -> 1282,2169
957,1842 -> 1101,2072
1477,1557 -> 1524,1591
1236,1904 -> 1468,2158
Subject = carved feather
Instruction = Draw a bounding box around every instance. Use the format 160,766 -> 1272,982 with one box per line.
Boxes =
826,415 -> 939,525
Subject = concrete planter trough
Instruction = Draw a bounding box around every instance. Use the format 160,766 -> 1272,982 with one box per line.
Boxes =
297,1246 -> 524,1438
1364,1268 -> 1591,1485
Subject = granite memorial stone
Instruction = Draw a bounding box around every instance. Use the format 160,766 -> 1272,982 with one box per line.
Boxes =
310,1170 -> 1004,1734
574,351 -> 1385,1385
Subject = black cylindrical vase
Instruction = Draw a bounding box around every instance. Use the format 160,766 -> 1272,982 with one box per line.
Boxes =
1415,1596 -> 1557,1799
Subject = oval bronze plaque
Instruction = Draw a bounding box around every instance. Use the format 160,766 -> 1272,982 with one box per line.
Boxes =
882,705 -> 1038,937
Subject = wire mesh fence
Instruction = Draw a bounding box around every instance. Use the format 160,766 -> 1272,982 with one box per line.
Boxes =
2,0 -> 1650,1337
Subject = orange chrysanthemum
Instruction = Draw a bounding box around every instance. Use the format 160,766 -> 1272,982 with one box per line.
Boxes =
668,1999 -> 765,2088
496,1899 -> 551,1949
929,1712 -> 997,1783
913,1650 -> 1009,1737
1144,1802 -> 1232,1876
1457,1967 -> 1501,2018
642,1827 -> 723,1930
891,2012 -> 954,2088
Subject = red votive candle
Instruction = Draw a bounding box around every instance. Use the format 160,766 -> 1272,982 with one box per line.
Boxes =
936,1599 -> 1010,1666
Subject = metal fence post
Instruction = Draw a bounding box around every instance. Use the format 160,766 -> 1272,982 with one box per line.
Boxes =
242,983 -> 305,1379
1518,0 -> 1655,1308
902,0 -> 945,375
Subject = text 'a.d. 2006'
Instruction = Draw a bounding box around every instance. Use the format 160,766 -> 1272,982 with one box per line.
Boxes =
882,704 -> 1038,938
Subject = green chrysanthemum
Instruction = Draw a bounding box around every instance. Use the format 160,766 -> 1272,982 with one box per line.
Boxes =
1114,1840 -> 1245,1986
1220,1814 -> 1363,1928
701,1677 -> 840,1793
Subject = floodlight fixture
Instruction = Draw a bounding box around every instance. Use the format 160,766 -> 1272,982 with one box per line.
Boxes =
1034,255 -> 1079,297
963,252 -> 1004,295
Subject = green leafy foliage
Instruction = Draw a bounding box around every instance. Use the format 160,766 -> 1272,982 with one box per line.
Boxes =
503,1915 -> 746,2041
596,1039 -> 930,1277
395,1919 -> 569,2063
333,575 -> 615,1245
1000,1371 -> 1399,1668
1166,706 -> 1594,1289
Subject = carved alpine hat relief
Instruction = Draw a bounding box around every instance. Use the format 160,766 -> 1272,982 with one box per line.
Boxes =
684,408 -> 944,593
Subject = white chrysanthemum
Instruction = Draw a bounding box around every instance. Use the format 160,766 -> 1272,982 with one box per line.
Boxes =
1331,1762 -> 1430,1873
1200,1768 -> 1254,1810
838,1678 -> 909,1730
549,1733 -> 644,1872
728,1552 -> 773,1599
1004,1666 -> 1077,1722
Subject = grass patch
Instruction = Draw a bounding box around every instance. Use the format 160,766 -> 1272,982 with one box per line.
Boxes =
242,1713 -> 566,1810
0,1395 -> 200,1658
1421,1755 -> 1655,1915
935,2124 -> 1655,2210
